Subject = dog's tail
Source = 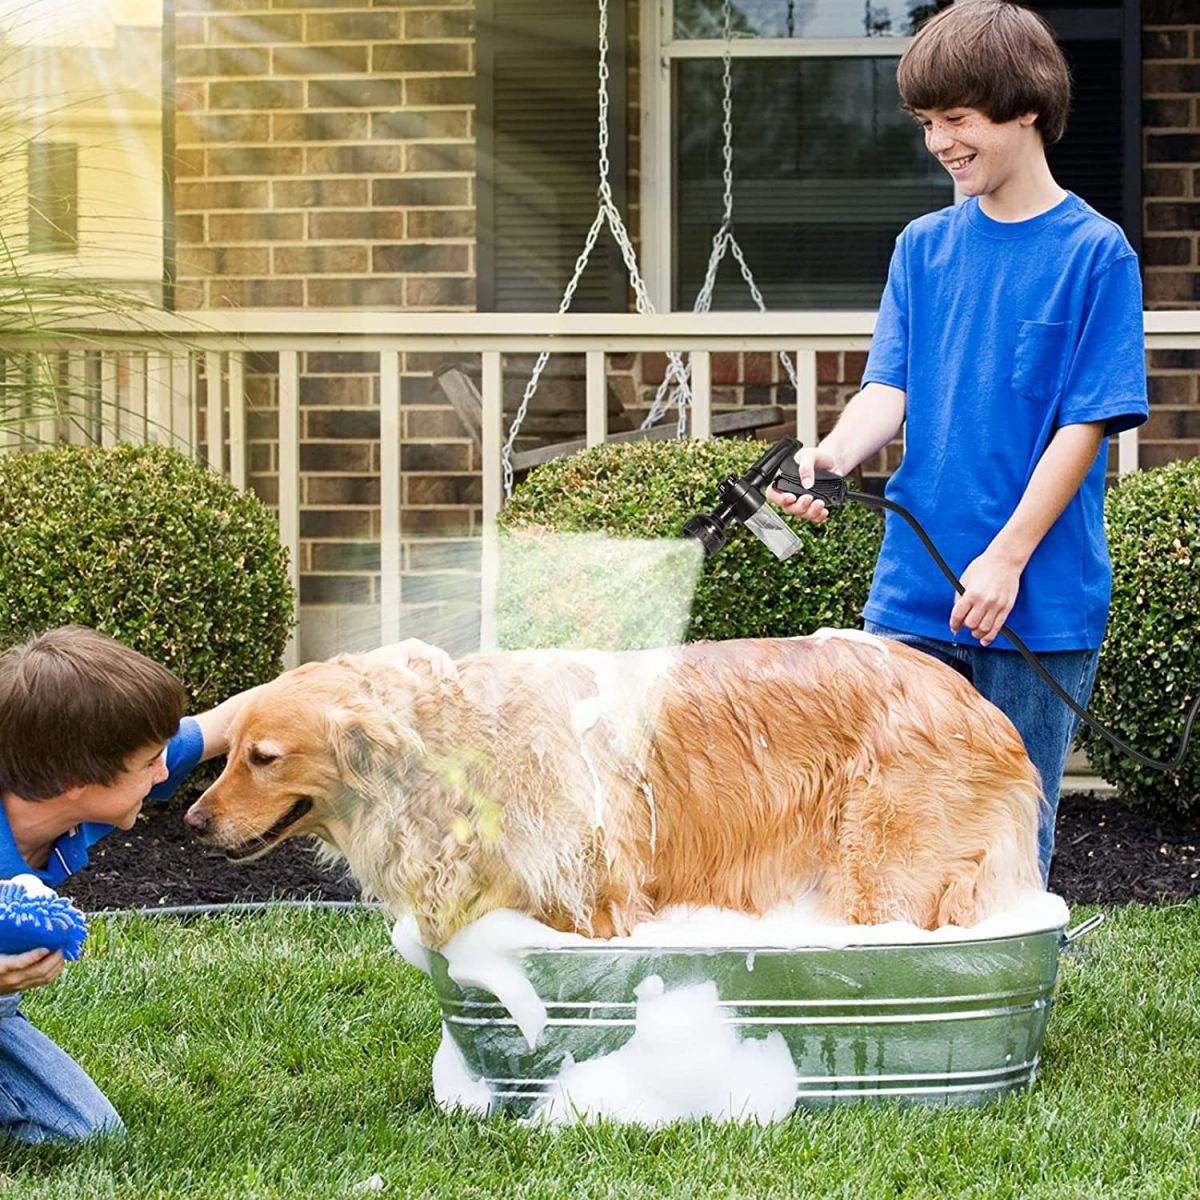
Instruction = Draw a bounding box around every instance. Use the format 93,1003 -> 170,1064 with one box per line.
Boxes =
934,770 -> 1045,928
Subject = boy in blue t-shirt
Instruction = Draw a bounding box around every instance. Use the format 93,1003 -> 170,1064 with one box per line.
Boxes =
0,626 -> 264,1143
769,0 -> 1148,882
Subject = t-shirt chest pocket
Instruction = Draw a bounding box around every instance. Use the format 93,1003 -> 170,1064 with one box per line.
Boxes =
1012,319 -> 1072,404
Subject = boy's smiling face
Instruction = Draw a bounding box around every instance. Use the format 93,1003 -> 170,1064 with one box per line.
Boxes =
913,106 -> 1041,199
73,743 -> 170,829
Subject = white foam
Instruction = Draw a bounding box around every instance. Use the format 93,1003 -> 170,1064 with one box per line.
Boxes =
431,1023 -> 492,1114
431,890 -> 1067,954
389,914 -> 431,975
807,627 -> 891,656
439,910 -> 587,1049
532,975 -> 796,1126
8,873 -> 56,899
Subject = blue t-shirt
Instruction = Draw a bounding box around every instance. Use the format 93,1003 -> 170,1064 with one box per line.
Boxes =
861,192 -> 1148,651
0,716 -> 205,888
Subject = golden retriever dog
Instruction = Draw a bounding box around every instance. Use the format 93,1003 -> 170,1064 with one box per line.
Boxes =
185,634 -> 1043,948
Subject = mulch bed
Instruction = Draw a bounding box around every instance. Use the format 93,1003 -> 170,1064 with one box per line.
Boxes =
60,790 -> 1200,912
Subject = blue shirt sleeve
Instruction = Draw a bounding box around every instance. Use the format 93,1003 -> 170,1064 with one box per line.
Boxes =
1057,253 -> 1148,436
862,231 -> 909,392
149,716 -> 206,801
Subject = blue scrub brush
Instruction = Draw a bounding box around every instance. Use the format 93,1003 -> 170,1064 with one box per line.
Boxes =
0,877 -> 88,961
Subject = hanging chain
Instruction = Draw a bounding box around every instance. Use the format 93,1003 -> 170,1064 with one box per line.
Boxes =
503,0 -> 798,497
641,0 -> 798,430
503,0 -> 671,498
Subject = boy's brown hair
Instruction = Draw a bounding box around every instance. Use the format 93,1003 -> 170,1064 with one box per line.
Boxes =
898,0 -> 1071,145
0,626 -> 186,800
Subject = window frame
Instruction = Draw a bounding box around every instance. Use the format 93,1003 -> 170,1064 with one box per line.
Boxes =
27,139 -> 80,255
640,1 -> 1141,312
639,3 -> 916,311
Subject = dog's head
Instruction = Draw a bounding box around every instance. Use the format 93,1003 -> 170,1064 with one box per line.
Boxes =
185,650 -> 442,862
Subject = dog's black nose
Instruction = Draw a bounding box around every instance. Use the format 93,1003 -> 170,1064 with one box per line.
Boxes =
183,803 -> 209,833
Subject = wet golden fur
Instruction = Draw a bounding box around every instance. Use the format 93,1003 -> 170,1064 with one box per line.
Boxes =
186,634 -> 1044,948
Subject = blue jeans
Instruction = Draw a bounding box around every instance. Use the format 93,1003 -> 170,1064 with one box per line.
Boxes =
0,992 -> 123,1144
863,622 -> 1100,885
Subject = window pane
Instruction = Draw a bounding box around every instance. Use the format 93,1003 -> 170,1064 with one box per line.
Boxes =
674,0 -> 952,40
27,142 -> 78,254
674,57 -> 951,309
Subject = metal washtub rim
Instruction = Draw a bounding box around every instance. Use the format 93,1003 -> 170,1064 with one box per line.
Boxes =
441,986 -> 1054,1013
442,996 -> 1052,1029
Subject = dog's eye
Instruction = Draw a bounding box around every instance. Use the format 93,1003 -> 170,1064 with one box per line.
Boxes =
248,748 -> 279,767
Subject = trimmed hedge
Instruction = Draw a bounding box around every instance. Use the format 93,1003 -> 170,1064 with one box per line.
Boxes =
0,443 -> 294,710
1081,457 -> 1200,814
499,439 -> 882,644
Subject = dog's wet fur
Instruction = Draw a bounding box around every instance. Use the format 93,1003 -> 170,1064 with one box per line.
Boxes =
186,635 -> 1043,948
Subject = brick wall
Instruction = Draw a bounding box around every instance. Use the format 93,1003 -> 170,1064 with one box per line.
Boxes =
173,1 -> 481,659
1142,0 -> 1200,468
170,2 -> 1200,659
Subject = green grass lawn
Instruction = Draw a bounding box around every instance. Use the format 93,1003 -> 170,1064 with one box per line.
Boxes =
1,902 -> 1197,1200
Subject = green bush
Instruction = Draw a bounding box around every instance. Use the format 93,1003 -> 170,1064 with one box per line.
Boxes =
0,443 -> 294,710
1081,457 -> 1200,814
499,439 -> 882,644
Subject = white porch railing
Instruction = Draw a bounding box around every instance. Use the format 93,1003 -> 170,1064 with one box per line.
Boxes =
2,309 -> 1198,664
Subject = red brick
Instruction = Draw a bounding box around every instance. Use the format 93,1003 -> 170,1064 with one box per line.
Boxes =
404,277 -> 474,308
306,277 -> 407,307
207,145 -> 305,176
374,43 -> 471,75
208,212 -> 304,241
210,79 -> 304,110
271,178 -> 370,208
177,46 -> 271,77
305,144 -> 406,174
370,110 -> 470,140
207,13 -> 301,44
274,245 -> 370,275
307,78 -> 402,109
404,209 -> 475,239
403,10 -> 474,39
309,211 -> 406,239
272,43 -> 369,75
306,11 -> 400,41
272,111 -> 369,141
176,112 -> 271,144
209,278 -> 304,307
403,76 -> 474,107
404,142 -> 475,173
372,243 -> 469,273
372,177 -> 470,208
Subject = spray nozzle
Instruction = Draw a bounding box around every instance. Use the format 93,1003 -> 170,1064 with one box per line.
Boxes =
683,437 -> 854,560
683,438 -> 806,561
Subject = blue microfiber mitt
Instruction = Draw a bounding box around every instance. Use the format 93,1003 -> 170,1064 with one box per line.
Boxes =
0,876 -> 88,961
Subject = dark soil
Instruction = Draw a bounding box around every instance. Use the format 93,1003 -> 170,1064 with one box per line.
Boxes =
60,789 -> 1200,912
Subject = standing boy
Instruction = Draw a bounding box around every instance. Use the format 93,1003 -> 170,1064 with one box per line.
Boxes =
0,625 -> 261,1143
769,0 -> 1148,880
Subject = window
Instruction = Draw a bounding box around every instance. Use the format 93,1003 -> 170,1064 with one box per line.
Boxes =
27,141 -> 79,254
476,0 -> 629,312
647,0 -> 1139,312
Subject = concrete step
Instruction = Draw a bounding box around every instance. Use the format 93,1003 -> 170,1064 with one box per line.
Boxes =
1061,748 -> 1116,796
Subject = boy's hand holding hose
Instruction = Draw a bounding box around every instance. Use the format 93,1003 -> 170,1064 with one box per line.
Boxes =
765,444 -> 842,523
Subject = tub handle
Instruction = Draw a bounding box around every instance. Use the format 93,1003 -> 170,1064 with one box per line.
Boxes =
1063,912 -> 1105,943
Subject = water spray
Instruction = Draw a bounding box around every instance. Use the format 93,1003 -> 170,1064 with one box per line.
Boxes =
683,437 -> 1200,773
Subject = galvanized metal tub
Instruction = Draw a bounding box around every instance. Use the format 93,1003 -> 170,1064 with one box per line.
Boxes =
430,914 -> 1099,1116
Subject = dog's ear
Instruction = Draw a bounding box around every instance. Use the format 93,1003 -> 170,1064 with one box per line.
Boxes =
361,639 -> 458,685
328,700 -> 424,800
